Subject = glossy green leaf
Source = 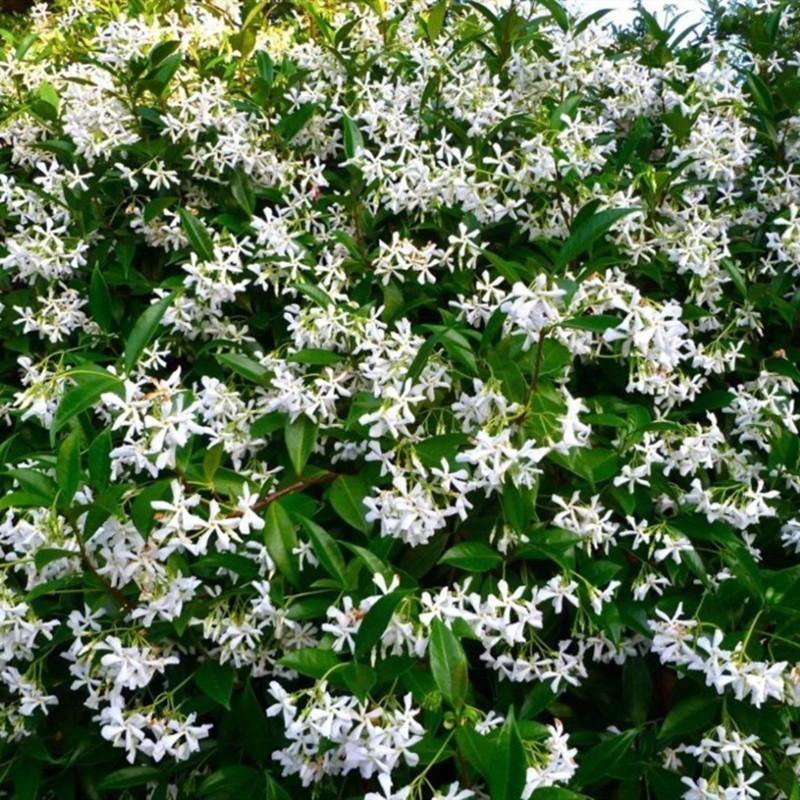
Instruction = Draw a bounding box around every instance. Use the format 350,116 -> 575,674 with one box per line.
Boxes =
489,707 -> 527,800
178,208 -> 215,261
277,647 -> 340,679
52,368 -> 122,438
263,502 -> 300,586
554,207 -> 640,269
355,591 -> 406,658
329,474 -> 371,533
299,515 -> 348,586
439,542 -> 502,572
56,428 -> 81,505
429,618 -> 468,711
124,292 -> 176,373
658,694 -> 720,742
194,660 -> 235,709
573,729 -> 638,789
285,416 -> 318,476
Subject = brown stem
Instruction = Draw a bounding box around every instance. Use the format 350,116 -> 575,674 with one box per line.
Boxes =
225,471 -> 338,518
513,330 -> 547,425
76,535 -> 133,612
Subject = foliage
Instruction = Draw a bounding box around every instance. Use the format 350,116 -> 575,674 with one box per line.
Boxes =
0,0 -> 799,798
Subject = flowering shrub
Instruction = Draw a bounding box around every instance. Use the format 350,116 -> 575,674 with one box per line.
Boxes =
0,0 -> 799,797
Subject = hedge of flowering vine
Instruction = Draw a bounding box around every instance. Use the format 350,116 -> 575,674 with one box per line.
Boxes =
1,0 -> 800,796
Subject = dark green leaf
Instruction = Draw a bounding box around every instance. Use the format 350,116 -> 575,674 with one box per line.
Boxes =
90,266 -> 112,332
355,591 -> 406,658
573,729 -> 638,789
439,542 -> 502,572
560,314 -> 621,333
124,292 -> 176,373
194,660 -> 235,709
277,647 -> 340,679
217,352 -> 269,383
342,114 -> 364,160
285,416 -> 318,476
231,168 -> 256,217
554,207 -> 640,269
329,474 -> 371,533
52,368 -> 122,437
198,766 -> 261,797
429,618 -> 468,710
263,502 -> 299,586
299,515 -> 347,586
489,707 -> 527,800
56,428 -> 81,505
178,208 -> 215,261
658,694 -> 719,742
97,768 -> 164,790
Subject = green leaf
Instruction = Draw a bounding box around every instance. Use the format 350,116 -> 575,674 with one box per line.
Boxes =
342,114 -> 364,160
131,480 -> 171,535
235,680 -> 271,766
251,412 -> 287,437
34,548 -> 76,570
530,789 -> 590,800
721,258 -> 747,299
439,542 -> 502,572
266,773 -> 291,800
197,766 -> 261,797
52,368 -> 122,438
217,352 -> 269,383
329,474 -> 371,533
573,729 -> 638,789
554,207 -> 640,269
560,314 -> 621,333
658,694 -> 719,742
623,658 -> 652,726
37,81 -> 59,115
454,727 -> 492,779
263,502 -> 300,586
194,660 -> 235,709
744,69 -> 775,119
230,168 -> 256,217
341,542 -> 393,582
56,428 -> 81,506
277,647 -> 340,679
339,661 -> 377,701
285,416 -> 318,476
429,618 -> 468,711
299,515 -> 348,586
290,281 -> 332,308
538,0 -> 569,31
355,591 -> 406,658
178,208 -> 215,261
256,50 -> 273,83
89,266 -> 113,333
286,348 -> 344,366
0,491 -> 52,512
97,767 -> 164,791
148,39 -> 181,67
277,103 -> 317,142
203,443 -> 224,483
124,292 -> 176,373
427,0 -> 448,41
501,478 -> 533,535
489,707 -> 527,800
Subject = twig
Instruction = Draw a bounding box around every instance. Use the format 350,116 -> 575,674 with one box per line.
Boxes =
225,471 -> 339,518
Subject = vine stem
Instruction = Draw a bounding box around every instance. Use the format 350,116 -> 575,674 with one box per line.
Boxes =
75,532 -> 133,612
513,329 -> 548,425
225,471 -> 339,518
